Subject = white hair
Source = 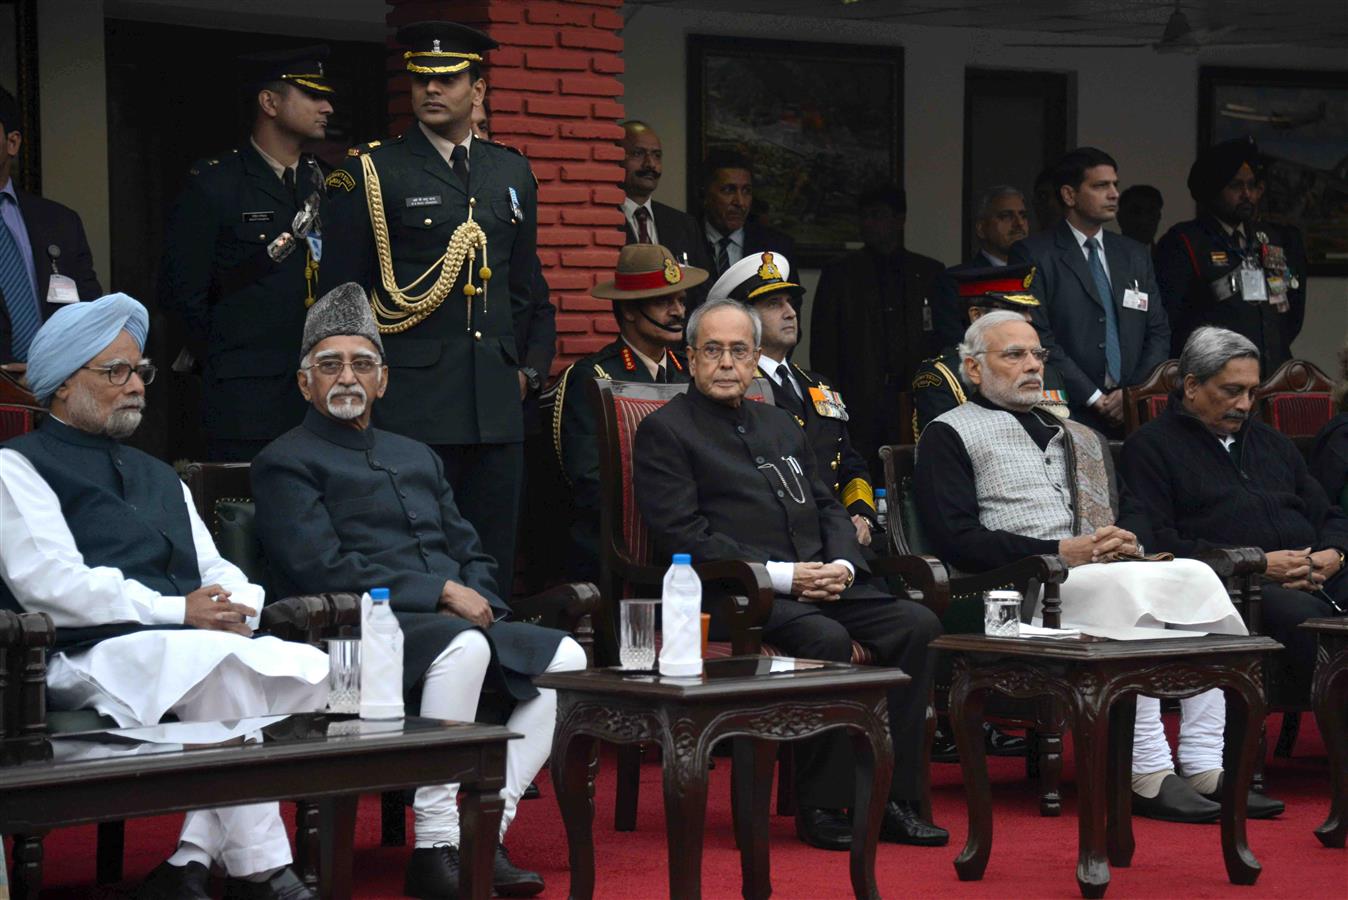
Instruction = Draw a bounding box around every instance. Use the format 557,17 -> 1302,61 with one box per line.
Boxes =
685,298 -> 761,349
1179,326 -> 1259,383
957,310 -> 1027,387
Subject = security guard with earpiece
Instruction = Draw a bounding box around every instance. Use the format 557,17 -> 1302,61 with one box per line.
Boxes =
319,21 -> 538,591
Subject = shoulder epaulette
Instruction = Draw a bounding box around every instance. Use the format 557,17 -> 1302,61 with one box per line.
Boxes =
187,149 -> 235,177
346,136 -> 401,158
485,138 -> 527,160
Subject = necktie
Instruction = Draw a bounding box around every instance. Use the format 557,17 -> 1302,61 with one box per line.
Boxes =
282,166 -> 297,206
715,235 -> 733,276
634,207 -> 652,244
450,144 -> 469,188
1085,237 -> 1122,384
775,363 -> 805,417
654,363 -> 667,384
0,198 -> 39,361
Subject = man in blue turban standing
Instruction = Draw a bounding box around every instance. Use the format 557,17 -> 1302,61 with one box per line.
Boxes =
0,294 -> 329,899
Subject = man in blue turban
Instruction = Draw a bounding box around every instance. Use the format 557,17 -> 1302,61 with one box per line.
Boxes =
0,293 -> 329,899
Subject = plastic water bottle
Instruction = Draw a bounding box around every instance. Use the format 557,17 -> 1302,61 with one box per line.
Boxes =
658,553 -> 703,677
874,488 -> 889,532
359,588 -> 405,720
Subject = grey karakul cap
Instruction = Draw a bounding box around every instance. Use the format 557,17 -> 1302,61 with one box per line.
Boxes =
301,282 -> 384,358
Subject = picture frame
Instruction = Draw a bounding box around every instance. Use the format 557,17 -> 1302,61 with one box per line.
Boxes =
687,35 -> 903,268
1199,66 -> 1348,276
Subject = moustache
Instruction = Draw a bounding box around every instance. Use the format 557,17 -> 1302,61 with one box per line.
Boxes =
639,308 -> 685,333
637,169 -> 659,179
1222,410 -> 1248,421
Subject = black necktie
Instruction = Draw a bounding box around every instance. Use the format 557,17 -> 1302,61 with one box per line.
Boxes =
715,235 -> 733,275
654,364 -> 668,384
775,363 -> 805,417
634,207 -> 652,243
282,167 -> 297,205
450,144 -> 469,187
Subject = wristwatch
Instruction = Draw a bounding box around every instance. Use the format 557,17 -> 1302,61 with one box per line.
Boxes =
519,366 -> 541,392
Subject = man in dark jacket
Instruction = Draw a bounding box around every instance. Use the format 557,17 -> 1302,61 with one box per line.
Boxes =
634,298 -> 946,851
810,185 -> 945,475
698,148 -> 795,284
1122,326 -> 1348,698
253,284 -> 585,899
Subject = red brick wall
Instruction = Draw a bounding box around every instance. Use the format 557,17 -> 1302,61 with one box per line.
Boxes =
385,0 -> 626,377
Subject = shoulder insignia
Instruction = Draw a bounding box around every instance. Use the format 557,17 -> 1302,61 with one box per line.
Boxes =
486,138 -> 527,159
912,371 -> 943,390
1023,267 -> 1036,289
620,346 -> 637,373
326,170 -> 356,193
347,138 -> 395,158
667,351 -> 684,373
592,363 -> 611,379
188,167 -> 200,176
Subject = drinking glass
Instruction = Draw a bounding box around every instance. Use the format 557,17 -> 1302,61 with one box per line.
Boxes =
984,591 -> 1022,638
620,599 -> 659,670
327,638 -> 361,714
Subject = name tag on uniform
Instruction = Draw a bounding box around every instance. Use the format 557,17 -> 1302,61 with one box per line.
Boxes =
808,386 -> 849,421
47,274 -> 80,304
242,211 -> 274,223
406,195 -> 442,207
1122,287 -> 1149,311
1241,267 -> 1268,302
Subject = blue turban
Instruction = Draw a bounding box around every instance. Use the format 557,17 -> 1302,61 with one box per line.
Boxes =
26,293 -> 149,404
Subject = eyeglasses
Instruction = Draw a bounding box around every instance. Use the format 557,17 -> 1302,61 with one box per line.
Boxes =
975,348 -> 1051,363
691,343 -> 755,363
303,358 -> 384,377
81,362 -> 156,386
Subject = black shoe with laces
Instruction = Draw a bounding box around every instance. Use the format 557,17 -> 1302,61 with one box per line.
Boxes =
493,844 -> 544,897
137,860 -> 211,900
405,844 -> 460,899
880,802 -> 949,846
222,866 -> 316,900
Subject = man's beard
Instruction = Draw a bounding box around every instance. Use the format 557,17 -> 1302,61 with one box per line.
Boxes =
67,386 -> 144,439
980,373 -> 1042,411
325,383 -> 368,421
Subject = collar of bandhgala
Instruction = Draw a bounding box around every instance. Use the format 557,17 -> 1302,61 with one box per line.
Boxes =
302,406 -> 376,450
40,415 -> 119,450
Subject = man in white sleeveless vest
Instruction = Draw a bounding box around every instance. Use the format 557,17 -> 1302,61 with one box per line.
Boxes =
913,310 -> 1283,823
0,294 -> 329,899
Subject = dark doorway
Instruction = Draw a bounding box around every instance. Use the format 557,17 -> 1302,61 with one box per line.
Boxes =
104,18 -> 385,460
962,69 -> 1073,260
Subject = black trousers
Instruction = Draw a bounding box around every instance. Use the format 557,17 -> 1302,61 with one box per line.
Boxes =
760,594 -> 942,807
434,442 -> 525,599
1260,569 -> 1347,698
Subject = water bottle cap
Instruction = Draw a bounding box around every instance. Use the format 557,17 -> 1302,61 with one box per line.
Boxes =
875,489 -> 887,498
369,588 -> 390,602
672,553 -> 692,565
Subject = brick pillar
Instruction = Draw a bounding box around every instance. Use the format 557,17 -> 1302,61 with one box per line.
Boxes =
385,0 -> 626,375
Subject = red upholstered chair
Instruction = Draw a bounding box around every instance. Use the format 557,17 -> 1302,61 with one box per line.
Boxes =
1122,358 -> 1180,435
1256,359 -> 1335,438
0,404 -> 39,441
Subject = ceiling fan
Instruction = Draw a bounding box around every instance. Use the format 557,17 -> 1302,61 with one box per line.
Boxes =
1004,2 -> 1278,53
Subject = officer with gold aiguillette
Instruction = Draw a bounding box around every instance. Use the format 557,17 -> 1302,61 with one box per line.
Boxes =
319,21 -> 538,591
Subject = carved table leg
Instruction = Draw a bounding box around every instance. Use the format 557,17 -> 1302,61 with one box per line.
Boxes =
662,726 -> 711,900
614,743 -> 642,831
1313,650 -> 1348,848
951,671 -> 993,882
1036,697 -> 1063,817
553,729 -> 599,900
318,794 -> 357,900
459,781 -> 505,900
1070,687 -> 1111,899
732,737 -> 775,900
851,714 -> 893,900
294,799 -> 321,889
1220,677 -> 1263,885
10,832 -> 45,900
1105,694 -> 1136,868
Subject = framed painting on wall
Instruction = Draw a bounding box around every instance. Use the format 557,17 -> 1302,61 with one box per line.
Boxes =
1199,66 -> 1348,275
687,35 -> 903,267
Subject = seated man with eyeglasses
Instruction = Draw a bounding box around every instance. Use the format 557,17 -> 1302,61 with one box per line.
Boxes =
913,310 -> 1282,823
0,293 -> 330,899
633,298 -> 948,851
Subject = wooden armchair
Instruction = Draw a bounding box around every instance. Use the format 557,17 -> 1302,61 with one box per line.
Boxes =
1121,358 -> 1180,435
594,379 -> 948,827
0,370 -> 42,442
1256,359 -> 1335,438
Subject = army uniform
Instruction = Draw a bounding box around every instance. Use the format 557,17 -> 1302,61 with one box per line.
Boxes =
318,25 -> 538,590
159,52 -> 334,461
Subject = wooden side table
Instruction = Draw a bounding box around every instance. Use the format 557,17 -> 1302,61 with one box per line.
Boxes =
1302,617 -> 1348,848
537,657 -> 908,900
932,633 -> 1281,898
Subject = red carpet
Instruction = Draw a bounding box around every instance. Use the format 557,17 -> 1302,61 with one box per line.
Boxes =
20,713 -> 1343,898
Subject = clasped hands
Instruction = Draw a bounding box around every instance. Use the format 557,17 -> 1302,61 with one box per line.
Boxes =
1058,525 -> 1140,567
1266,547 -> 1341,592
791,561 -> 852,603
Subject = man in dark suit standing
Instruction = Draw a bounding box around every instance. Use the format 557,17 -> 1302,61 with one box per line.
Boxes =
699,149 -> 795,284
0,87 -> 101,364
931,185 -> 1030,347
1010,147 -> 1170,433
810,185 -> 944,476
634,298 -> 946,851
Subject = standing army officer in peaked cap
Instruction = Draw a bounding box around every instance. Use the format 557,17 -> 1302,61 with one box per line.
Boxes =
320,21 -> 538,595
160,46 -> 336,462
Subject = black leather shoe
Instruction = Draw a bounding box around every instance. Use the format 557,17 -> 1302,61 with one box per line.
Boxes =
880,802 -> 949,846
1198,776 -> 1286,820
405,845 -> 460,899
493,845 -> 545,897
984,723 -> 1028,757
522,780 -> 542,800
930,726 -> 960,763
222,867 -> 316,900
138,861 -> 211,900
1132,774 -> 1221,824
795,806 -> 852,851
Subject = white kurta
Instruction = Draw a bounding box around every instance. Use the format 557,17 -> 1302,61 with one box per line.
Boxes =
0,449 -> 329,727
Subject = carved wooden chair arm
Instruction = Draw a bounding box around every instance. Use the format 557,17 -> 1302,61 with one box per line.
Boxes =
260,593 -> 363,645
949,554 -> 1070,596
1,610 -> 54,737
869,554 -> 951,620
512,582 -> 600,632
692,560 -> 773,655
1193,546 -> 1267,579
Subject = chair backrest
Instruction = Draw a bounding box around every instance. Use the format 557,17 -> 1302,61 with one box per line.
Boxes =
180,462 -> 265,587
0,404 -> 40,442
1122,358 -> 1180,434
1256,359 -> 1335,438
878,444 -> 928,558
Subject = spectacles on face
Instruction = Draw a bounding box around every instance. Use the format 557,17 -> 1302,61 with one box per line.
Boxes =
81,361 -> 157,386
975,348 -> 1051,363
303,358 -> 384,377
692,343 -> 755,363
